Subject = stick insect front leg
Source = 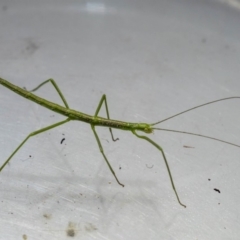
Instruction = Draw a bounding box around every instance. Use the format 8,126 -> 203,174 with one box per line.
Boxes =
132,130 -> 186,208
94,94 -> 119,141
91,94 -> 123,187
0,118 -> 71,172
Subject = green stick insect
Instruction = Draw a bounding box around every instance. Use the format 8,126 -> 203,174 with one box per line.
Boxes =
1,77 -> 240,208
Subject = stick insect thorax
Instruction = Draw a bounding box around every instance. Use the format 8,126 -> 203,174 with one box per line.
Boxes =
0,76 -> 240,208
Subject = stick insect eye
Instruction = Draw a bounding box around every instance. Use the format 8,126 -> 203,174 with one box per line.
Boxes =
144,128 -> 152,133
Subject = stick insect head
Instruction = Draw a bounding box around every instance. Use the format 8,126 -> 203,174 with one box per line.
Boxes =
135,123 -> 153,133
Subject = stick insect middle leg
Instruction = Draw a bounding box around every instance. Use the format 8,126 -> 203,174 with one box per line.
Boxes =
94,94 -> 119,141
91,124 -> 124,187
91,94 -> 123,187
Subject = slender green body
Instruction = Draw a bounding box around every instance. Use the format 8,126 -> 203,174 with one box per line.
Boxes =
1,76 -> 240,208
0,78 -> 150,132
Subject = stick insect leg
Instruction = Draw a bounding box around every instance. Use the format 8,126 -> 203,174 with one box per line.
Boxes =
95,94 -> 119,142
132,130 -> 186,208
0,118 -> 71,172
91,124 -> 124,187
26,79 -> 69,109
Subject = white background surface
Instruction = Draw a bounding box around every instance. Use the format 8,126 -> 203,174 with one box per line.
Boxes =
0,0 -> 240,239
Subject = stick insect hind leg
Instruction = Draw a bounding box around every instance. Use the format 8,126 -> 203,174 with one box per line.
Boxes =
26,78 -> 70,109
0,79 -> 72,172
132,130 -> 186,208
91,94 -> 124,187
0,118 -> 71,172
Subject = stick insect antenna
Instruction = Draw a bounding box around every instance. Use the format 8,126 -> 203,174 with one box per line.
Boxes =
153,128 -> 240,148
151,97 -> 240,126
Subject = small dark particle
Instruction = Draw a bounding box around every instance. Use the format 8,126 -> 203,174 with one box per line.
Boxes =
183,145 -> 195,148
146,164 -> 154,169
29,155 -> 32,158
43,213 -> 52,219
214,188 -> 220,193
67,229 -> 75,237
208,179 -> 211,181
119,166 -> 121,170
60,138 -> 65,144
22,234 -> 27,240
66,222 -> 76,237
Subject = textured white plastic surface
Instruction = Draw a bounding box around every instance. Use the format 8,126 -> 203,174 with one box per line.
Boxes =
0,0 -> 240,239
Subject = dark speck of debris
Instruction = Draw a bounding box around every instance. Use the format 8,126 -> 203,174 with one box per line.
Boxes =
24,38 -> 39,56
208,179 -> 211,181
61,138 -> 65,144
119,166 -> 121,170
146,164 -> 154,169
214,188 -> 220,193
183,145 -> 195,148
67,229 -> 75,237
66,222 -> 76,237
22,234 -> 27,240
43,213 -> 52,220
